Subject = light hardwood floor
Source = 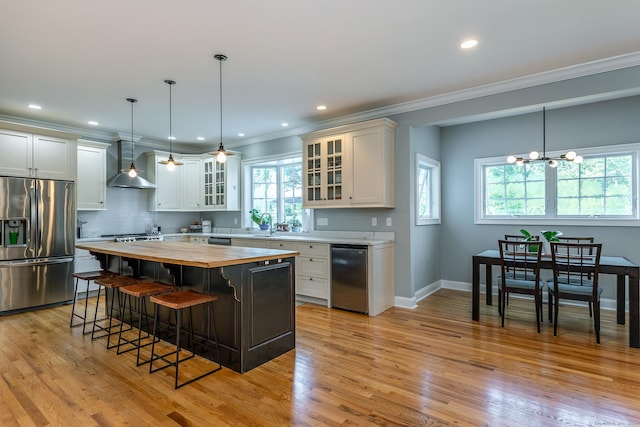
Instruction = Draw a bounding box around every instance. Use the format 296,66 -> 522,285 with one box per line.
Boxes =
1,289 -> 640,426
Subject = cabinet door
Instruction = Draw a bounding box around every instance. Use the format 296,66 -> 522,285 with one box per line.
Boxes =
77,142 -> 107,210
33,135 -> 75,180
324,136 -> 347,205
303,139 -> 324,206
0,129 -> 32,177
182,158 -> 202,210
202,158 -> 216,209
348,127 -> 386,205
303,136 -> 348,208
154,157 -> 181,210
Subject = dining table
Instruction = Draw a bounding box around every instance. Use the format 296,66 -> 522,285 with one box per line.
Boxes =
472,249 -> 640,348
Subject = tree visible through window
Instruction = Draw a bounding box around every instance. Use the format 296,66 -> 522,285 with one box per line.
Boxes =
477,146 -> 637,223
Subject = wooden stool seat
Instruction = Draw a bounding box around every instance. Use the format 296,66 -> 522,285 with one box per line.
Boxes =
95,275 -> 144,288
120,282 -> 175,298
92,275 -> 149,347
70,270 -> 116,333
150,290 -> 218,310
117,282 -> 176,365
149,289 -> 222,389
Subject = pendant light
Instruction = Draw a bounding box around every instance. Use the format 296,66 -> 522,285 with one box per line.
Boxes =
158,79 -> 183,171
208,54 -> 233,163
507,107 -> 582,167
126,98 -> 141,178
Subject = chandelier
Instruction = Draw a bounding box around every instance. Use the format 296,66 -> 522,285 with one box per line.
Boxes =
507,107 -> 582,167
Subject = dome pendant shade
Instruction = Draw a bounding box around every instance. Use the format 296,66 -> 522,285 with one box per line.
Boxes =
107,98 -> 156,189
159,79 -> 183,170
208,54 -> 233,163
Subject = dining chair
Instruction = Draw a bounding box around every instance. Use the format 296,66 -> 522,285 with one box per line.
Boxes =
497,240 -> 544,332
551,237 -> 596,318
500,235 -> 541,313
548,241 -> 603,343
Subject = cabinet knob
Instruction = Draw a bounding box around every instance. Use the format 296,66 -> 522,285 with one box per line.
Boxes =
309,258 -> 313,262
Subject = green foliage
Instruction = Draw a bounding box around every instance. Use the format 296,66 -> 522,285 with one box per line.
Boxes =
249,209 -> 268,226
541,230 -> 562,242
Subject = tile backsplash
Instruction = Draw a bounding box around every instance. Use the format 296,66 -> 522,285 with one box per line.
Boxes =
77,188 -> 199,237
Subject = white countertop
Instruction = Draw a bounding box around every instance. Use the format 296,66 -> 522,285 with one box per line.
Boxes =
78,230 -> 394,246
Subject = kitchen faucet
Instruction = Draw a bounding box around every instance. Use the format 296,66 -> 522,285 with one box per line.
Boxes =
260,213 -> 274,235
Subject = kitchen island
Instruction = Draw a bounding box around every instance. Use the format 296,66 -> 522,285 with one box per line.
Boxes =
76,240 -> 299,373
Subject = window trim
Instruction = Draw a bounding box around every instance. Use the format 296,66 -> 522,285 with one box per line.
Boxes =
242,151 -> 305,228
474,142 -> 640,227
415,153 -> 441,225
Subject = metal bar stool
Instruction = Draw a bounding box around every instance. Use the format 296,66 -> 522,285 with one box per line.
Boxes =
149,290 -> 222,389
116,281 -> 175,366
70,270 -> 115,334
91,275 -> 143,349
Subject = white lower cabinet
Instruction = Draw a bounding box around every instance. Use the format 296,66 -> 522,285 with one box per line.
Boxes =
295,242 -> 330,305
74,248 -> 102,294
189,236 -> 209,244
229,237 -> 394,314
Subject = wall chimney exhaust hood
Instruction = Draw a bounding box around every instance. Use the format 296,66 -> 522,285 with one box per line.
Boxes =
107,139 -> 156,189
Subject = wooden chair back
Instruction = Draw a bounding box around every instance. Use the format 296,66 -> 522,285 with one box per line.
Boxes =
550,242 -> 602,294
498,240 -> 542,283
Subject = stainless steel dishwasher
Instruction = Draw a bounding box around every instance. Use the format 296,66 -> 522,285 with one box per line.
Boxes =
330,244 -> 368,314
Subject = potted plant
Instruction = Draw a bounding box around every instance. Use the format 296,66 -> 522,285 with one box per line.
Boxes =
290,218 -> 301,233
540,230 -> 562,254
519,229 -> 540,252
249,209 -> 270,230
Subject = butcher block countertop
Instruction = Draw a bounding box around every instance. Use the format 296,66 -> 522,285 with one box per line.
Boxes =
76,240 -> 300,268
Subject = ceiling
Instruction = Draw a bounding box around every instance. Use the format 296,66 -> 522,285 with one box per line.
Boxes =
2,1 -> 640,151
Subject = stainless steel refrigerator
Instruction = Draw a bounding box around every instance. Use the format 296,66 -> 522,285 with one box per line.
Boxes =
0,177 -> 75,314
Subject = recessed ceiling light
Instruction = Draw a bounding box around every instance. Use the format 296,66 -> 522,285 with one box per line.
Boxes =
316,105 -> 327,110
281,123 -> 289,127
28,104 -> 42,110
88,121 -> 99,126
238,133 -> 244,137
460,39 -> 478,49
197,136 -> 205,141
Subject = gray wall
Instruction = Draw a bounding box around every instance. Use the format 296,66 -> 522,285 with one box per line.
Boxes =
440,96 -> 640,299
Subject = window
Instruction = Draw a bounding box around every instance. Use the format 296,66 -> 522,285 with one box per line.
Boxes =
245,154 -> 303,226
475,143 -> 639,226
416,153 -> 441,225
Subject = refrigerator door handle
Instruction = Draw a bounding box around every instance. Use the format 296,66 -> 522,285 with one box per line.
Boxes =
30,183 -> 37,247
0,257 -> 74,267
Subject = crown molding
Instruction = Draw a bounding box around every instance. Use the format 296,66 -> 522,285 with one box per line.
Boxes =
237,51 -> 640,146
3,51 -> 640,150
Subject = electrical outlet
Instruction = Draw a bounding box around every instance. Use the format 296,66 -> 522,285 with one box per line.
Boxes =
234,217 -> 238,225
371,217 -> 377,226
317,217 -> 328,226
386,217 -> 392,226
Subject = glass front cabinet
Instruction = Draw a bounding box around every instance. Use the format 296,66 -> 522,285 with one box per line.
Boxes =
301,118 -> 396,208
201,155 -> 240,211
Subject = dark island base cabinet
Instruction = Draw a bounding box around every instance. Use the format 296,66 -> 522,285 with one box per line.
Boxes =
103,256 -> 296,374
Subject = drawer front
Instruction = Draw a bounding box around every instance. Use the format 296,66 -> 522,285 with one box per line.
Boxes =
232,238 -> 271,248
270,241 -> 298,251
297,243 -> 329,258
297,256 -> 328,277
297,275 -> 329,299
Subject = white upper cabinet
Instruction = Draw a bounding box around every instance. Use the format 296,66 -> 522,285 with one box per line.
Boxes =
147,151 -> 182,211
182,156 -> 202,210
301,118 -> 396,208
77,140 -> 109,210
201,154 -> 240,211
147,151 -> 240,212
0,124 -> 77,180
